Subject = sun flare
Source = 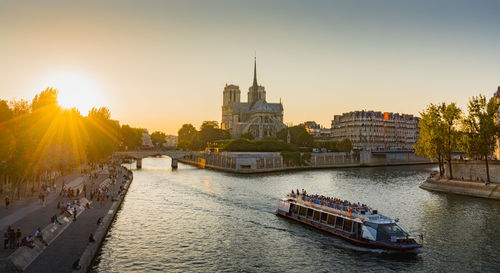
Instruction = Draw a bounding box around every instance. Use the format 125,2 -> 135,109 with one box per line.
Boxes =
41,71 -> 104,115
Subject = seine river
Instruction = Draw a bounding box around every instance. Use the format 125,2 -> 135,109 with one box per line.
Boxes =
92,157 -> 500,272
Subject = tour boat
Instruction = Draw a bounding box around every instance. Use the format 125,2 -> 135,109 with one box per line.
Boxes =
276,191 -> 423,253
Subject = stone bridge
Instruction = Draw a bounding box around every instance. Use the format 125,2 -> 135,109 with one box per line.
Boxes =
113,150 -> 195,169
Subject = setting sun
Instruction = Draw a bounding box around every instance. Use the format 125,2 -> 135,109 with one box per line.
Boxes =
41,71 -> 104,115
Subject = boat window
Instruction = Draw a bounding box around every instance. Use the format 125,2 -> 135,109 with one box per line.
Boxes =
376,223 -> 408,242
313,210 -> 320,221
292,204 -> 299,214
361,225 -> 377,241
327,215 -> 335,226
335,216 -> 344,229
307,208 -> 314,219
343,219 -> 353,232
299,206 -> 307,216
320,212 -> 328,223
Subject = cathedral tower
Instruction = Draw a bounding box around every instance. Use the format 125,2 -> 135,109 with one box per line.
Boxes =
248,57 -> 266,104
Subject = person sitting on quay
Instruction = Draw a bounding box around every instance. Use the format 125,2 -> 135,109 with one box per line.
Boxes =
34,227 -> 48,246
51,215 -> 63,225
89,233 -> 95,243
72,258 -> 81,270
96,217 -> 103,226
23,235 -> 35,248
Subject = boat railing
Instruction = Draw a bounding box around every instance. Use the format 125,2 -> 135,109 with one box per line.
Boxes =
287,194 -> 368,222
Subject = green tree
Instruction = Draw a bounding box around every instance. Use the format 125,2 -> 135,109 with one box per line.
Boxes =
461,95 -> 499,183
85,107 -> 120,163
415,103 -> 446,176
338,138 -> 353,152
151,131 -> 167,148
120,124 -> 143,150
277,125 -> 314,147
199,121 -> 231,147
0,100 -> 13,122
440,103 -> 462,179
240,131 -> 254,140
178,124 -> 198,150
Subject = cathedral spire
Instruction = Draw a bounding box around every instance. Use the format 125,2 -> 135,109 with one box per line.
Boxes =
253,56 -> 258,87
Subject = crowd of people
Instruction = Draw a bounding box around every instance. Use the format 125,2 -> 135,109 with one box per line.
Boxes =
2,162 -> 129,256
3,225 -> 48,250
289,189 -> 373,214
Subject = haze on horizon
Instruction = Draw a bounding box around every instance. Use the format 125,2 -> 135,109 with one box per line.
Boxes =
1,0 -> 499,134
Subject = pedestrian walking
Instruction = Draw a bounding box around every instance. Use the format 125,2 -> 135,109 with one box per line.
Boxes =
73,207 -> 77,221
41,194 -> 46,210
5,195 -> 9,209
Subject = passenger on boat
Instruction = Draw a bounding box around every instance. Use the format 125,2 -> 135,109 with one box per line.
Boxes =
297,190 -> 374,215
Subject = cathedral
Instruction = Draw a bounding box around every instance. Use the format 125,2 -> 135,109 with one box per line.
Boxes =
221,58 -> 285,139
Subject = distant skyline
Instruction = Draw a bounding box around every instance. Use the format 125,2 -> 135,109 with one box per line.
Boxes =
1,0 -> 499,134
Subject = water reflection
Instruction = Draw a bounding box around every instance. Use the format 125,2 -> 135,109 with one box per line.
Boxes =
92,157 -> 500,272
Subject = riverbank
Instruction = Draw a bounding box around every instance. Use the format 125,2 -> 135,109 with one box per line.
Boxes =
420,176 -> 500,200
178,158 -> 433,174
73,167 -> 133,273
0,165 -> 133,273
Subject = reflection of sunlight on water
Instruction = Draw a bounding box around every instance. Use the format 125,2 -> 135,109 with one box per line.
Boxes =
93,160 -> 500,273
201,179 -> 211,188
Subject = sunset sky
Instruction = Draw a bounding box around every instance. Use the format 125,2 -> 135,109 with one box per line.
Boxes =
1,0 -> 499,134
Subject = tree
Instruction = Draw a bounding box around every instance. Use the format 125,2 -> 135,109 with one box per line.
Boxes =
120,124 -> 143,150
199,121 -> 231,147
85,107 -> 120,162
440,103 -> 462,179
178,124 -> 198,150
240,131 -> 254,140
0,100 -> 13,122
277,126 -> 314,147
313,139 -> 352,152
338,138 -> 353,152
151,131 -> 167,148
415,103 -> 445,176
461,95 -> 499,183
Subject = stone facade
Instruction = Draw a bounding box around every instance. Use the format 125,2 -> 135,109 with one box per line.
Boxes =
331,110 -> 419,151
221,58 -> 285,139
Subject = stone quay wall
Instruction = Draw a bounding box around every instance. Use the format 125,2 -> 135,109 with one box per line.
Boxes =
420,177 -> 500,200
73,168 -> 134,273
179,151 -> 431,173
444,160 -> 500,183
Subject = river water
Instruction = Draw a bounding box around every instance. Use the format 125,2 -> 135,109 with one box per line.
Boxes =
92,157 -> 500,272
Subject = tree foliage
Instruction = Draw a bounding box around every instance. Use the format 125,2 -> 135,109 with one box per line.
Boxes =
223,138 -> 295,152
199,121 -> 231,144
120,124 -> 143,150
313,139 -> 353,152
151,131 -> 167,148
85,107 -> 120,163
277,125 -> 314,147
177,122 -> 231,150
415,103 -> 446,175
461,95 -> 499,182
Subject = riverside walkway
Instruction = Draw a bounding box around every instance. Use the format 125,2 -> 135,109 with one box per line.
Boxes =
0,166 -> 131,272
0,172 -> 81,255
